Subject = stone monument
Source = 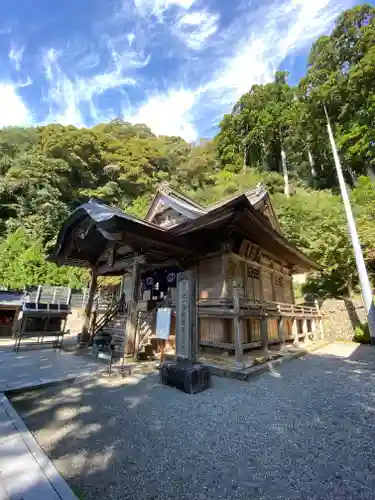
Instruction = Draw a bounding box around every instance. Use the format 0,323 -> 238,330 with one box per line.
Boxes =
160,269 -> 211,394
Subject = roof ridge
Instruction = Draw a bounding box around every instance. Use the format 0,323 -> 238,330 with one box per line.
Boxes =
207,182 -> 267,211
158,184 -> 205,210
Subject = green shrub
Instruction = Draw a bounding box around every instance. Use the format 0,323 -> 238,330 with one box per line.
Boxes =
353,323 -> 371,344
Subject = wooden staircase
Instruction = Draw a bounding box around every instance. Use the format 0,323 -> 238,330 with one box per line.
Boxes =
93,299 -> 173,358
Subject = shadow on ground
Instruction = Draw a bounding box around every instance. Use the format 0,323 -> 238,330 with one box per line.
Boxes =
9,342 -> 375,500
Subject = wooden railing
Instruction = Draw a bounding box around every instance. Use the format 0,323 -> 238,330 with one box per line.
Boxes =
198,294 -> 324,366
197,298 -> 321,318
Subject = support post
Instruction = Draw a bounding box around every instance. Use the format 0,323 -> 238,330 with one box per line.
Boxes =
80,269 -> 98,344
292,317 -> 299,347
35,285 -> 42,305
302,318 -> 308,342
233,283 -> 244,369
271,262 -> 277,302
125,256 -> 140,358
221,253 -> 229,298
66,288 -> 72,306
260,315 -> 269,358
278,316 -> 286,350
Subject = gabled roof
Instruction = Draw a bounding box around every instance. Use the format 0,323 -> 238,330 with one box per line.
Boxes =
49,195 -> 319,274
145,182 -> 205,222
172,194 -> 319,272
146,182 -> 281,232
48,199 -> 202,271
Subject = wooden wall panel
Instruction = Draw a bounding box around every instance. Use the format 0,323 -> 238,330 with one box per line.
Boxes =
268,318 -> 279,341
199,318 -> 231,344
198,256 -> 223,299
248,318 -> 261,342
262,268 -> 273,302
274,274 -> 285,303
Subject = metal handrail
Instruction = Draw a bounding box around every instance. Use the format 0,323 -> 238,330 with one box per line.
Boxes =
92,296 -> 126,337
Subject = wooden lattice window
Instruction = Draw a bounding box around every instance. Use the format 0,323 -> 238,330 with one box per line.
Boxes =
246,266 -> 262,300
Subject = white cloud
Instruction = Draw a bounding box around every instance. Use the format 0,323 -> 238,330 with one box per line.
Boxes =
0,0 -> 356,140
125,89 -> 198,141
0,84 -> 31,126
134,0 -> 195,19
200,0 -> 354,114
8,44 -> 24,71
177,10 -> 219,49
41,41 -> 148,127
122,0 -> 353,140
127,33 -> 136,46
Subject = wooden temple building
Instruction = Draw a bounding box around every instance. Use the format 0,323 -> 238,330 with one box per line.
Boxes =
50,182 -> 323,367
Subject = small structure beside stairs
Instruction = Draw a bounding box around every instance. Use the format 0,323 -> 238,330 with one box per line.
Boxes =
49,182 -> 323,371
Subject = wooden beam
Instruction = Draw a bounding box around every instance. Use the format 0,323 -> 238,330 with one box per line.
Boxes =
125,256 -> 141,357
260,315 -> 268,357
292,318 -> 300,347
278,316 -> 286,350
220,252 -> 229,298
233,284 -> 244,368
271,261 -> 277,302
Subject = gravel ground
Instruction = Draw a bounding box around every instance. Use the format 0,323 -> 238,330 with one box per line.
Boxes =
9,342 -> 375,500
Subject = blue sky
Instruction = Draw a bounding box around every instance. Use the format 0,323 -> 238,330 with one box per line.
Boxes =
0,0 -> 364,141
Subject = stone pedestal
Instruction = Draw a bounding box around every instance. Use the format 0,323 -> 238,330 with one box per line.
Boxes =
161,269 -> 211,393
160,360 -> 211,394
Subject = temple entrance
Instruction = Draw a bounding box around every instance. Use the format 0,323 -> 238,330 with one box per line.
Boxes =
140,265 -> 182,303
136,265 -> 183,358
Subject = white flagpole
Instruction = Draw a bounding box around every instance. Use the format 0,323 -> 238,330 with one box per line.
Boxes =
324,106 -> 375,342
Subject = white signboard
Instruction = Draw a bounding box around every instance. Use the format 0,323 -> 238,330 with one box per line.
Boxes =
155,308 -> 172,340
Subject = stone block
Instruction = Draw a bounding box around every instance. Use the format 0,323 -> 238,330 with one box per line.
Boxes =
160,360 -> 211,394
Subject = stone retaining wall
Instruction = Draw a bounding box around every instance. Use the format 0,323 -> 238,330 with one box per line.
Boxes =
321,298 -> 366,341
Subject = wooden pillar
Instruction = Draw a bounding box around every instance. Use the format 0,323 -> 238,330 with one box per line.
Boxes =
221,253 -> 229,298
80,268 -> 98,344
259,265 -> 265,301
292,317 -> 299,347
271,262 -> 276,302
260,314 -> 269,358
125,256 -> 140,358
278,316 -> 286,350
302,318 -> 308,341
233,283 -> 244,368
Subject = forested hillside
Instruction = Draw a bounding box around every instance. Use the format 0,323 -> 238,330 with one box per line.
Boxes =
0,4 -> 374,297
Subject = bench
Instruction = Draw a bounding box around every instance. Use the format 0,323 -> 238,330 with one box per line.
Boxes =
92,332 -> 132,376
13,330 -> 66,352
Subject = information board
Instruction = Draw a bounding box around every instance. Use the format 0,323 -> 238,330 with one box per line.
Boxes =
155,307 -> 172,340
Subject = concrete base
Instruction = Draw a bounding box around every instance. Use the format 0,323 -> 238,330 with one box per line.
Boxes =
160,360 -> 211,394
